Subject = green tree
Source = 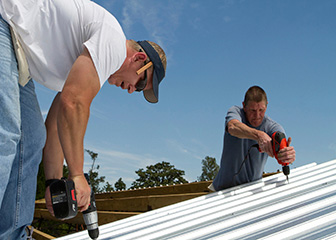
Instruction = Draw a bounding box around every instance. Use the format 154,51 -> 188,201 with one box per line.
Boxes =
102,181 -> 114,192
63,164 -> 69,178
85,149 -> 105,193
36,162 -> 46,200
35,162 -> 71,200
131,161 -> 187,189
115,177 -> 126,191
198,156 -> 219,181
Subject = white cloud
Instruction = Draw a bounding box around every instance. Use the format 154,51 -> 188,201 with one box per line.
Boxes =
89,107 -> 109,121
83,145 -> 174,187
121,0 -> 183,47
121,1 -> 138,34
165,138 -> 203,160
89,147 -> 155,167
83,136 -> 207,187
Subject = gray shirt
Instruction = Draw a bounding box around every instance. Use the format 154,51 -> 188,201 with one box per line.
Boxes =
212,106 -> 285,190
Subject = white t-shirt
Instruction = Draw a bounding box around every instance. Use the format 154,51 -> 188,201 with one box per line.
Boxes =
0,0 -> 126,91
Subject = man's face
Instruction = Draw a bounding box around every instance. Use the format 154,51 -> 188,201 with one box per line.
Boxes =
108,63 -> 153,94
243,101 -> 267,127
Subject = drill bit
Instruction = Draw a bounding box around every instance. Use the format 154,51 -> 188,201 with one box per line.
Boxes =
283,165 -> 290,184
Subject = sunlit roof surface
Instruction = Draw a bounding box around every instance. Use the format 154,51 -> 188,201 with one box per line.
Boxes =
56,159 -> 336,240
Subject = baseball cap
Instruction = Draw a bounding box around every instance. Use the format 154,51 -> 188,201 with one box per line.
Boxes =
137,41 -> 166,103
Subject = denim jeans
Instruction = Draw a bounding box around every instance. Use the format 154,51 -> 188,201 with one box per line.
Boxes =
0,16 -> 46,239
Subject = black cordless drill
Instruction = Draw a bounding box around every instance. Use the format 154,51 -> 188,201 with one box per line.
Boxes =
49,173 -> 99,239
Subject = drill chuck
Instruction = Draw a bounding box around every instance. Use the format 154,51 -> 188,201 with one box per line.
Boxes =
83,211 -> 99,239
82,199 -> 99,239
282,165 -> 290,176
83,173 -> 99,239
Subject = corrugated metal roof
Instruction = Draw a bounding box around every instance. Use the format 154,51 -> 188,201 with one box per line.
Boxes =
56,159 -> 336,240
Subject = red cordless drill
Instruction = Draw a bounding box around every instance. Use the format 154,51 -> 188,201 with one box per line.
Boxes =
272,131 -> 290,183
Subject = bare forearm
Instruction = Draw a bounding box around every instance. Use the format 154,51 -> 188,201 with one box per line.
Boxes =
43,138 -> 64,180
43,93 -> 64,180
227,119 -> 273,156
227,119 -> 260,140
57,95 -> 89,177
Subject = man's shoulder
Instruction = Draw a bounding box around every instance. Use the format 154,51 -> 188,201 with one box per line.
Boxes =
260,114 -> 285,133
227,105 -> 245,117
228,105 -> 243,113
262,114 -> 277,124
226,105 -> 246,124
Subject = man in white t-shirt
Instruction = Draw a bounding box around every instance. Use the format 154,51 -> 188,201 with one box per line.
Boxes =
0,0 -> 167,238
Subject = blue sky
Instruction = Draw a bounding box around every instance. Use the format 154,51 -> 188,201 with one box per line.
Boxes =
35,0 -> 336,188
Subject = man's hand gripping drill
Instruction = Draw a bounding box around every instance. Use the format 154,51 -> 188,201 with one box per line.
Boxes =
258,131 -> 295,183
272,132 -> 291,183
46,173 -> 99,239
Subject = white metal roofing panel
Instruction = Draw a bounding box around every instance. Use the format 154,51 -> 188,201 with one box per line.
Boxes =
56,159 -> 336,240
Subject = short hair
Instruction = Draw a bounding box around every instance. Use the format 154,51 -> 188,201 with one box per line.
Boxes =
128,40 -> 167,72
243,86 -> 268,106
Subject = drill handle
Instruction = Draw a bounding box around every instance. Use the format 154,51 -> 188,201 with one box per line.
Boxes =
83,173 -> 97,213
272,132 -> 289,166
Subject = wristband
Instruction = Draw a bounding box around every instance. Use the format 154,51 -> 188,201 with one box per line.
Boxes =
45,179 -> 58,188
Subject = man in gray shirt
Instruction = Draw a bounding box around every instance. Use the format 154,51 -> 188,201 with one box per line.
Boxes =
211,86 -> 296,191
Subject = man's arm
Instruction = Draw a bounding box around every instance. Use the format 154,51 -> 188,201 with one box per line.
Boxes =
43,93 -> 65,215
44,47 -> 100,212
227,119 -> 274,157
43,93 -> 64,181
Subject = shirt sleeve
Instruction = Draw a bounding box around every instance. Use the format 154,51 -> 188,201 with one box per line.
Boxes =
225,106 -> 243,123
83,22 -> 126,88
225,106 -> 244,132
263,116 -> 286,137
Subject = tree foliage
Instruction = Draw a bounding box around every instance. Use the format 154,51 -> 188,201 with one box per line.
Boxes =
115,177 -> 126,191
102,181 -> 114,192
85,149 -> 105,193
36,162 -> 71,200
36,162 -> 46,200
131,161 -> 188,189
198,156 -> 219,181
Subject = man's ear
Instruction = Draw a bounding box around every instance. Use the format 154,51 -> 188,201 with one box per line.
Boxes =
133,51 -> 147,62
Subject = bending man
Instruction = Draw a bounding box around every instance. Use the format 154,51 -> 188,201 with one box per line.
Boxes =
0,0 -> 167,238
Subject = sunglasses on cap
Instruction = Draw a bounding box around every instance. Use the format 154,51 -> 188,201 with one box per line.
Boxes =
135,49 -> 153,92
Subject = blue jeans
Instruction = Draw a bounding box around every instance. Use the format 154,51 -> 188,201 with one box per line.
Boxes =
0,16 -> 46,239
